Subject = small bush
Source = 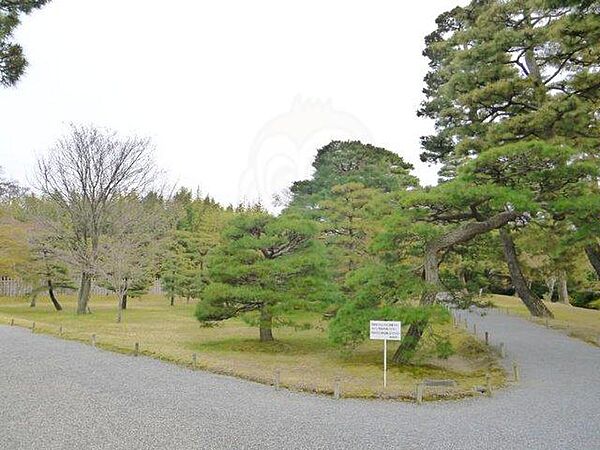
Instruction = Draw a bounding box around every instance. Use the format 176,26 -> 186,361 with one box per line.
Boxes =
571,290 -> 600,309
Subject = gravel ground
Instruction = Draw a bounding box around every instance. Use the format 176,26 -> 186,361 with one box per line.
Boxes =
1,308 -> 599,450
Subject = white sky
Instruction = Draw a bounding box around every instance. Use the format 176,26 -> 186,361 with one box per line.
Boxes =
0,0 -> 464,209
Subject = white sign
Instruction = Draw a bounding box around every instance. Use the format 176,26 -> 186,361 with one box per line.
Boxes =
369,320 -> 401,389
370,320 -> 401,341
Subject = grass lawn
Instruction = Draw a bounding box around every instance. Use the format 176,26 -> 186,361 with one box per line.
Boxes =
488,294 -> 600,347
0,294 -> 505,400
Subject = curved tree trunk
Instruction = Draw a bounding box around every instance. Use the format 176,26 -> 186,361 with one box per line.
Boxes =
391,210 -> 521,364
77,272 -> 92,314
47,279 -> 63,311
585,245 -> 600,279
259,305 -> 274,342
499,229 -> 553,318
557,270 -> 570,305
392,246 -> 439,363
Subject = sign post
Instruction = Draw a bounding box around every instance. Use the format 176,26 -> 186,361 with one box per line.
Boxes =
384,338 -> 387,388
369,320 -> 401,388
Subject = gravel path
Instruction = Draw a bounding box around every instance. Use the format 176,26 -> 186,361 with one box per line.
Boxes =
1,308 -> 599,449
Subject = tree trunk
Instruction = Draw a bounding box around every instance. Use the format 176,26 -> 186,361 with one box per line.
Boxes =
47,279 -> 62,311
500,229 -> 553,318
585,245 -> 600,279
544,276 -> 556,301
29,292 -> 37,307
459,269 -> 468,294
77,272 -> 92,314
170,294 -> 174,307
392,210 -> 522,364
116,279 -> 129,323
392,246 -> 439,363
116,294 -> 124,323
557,270 -> 570,305
259,305 -> 274,342
121,278 -> 128,310
116,297 -> 123,323
525,49 -> 542,83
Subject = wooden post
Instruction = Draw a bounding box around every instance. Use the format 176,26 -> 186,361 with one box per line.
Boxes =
10,318 -> 14,326
499,342 -> 505,358
506,307 -> 510,315
415,383 -> 424,404
333,377 -> 341,400
59,325 -> 63,336
545,317 -> 549,328
485,331 -> 489,345
192,353 -> 197,368
274,370 -> 281,390
486,373 -> 492,397
31,321 -> 35,333
473,323 -> 477,335
91,334 -> 96,347
512,360 -> 520,382
134,342 -> 139,356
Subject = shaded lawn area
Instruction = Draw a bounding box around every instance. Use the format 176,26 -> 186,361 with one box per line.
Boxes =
0,294 -> 504,400
489,294 -> 600,347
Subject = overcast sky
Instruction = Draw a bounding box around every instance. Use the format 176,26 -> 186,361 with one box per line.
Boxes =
0,0 -> 465,209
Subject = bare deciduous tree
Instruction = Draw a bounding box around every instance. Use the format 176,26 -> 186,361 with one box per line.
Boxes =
97,193 -> 171,323
0,167 -> 24,201
36,124 -> 155,314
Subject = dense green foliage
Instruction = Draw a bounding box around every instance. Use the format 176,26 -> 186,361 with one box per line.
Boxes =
160,190 -> 231,305
290,140 -> 418,203
195,210 -> 339,340
419,0 -> 599,172
407,0 -> 599,315
0,1 -> 50,86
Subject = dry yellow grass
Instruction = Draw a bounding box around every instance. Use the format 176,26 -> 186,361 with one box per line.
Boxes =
0,294 -> 505,400
489,294 -> 600,347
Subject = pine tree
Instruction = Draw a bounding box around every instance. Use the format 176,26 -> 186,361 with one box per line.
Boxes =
195,211 -> 337,341
419,0 -> 599,170
160,192 -> 232,305
319,182 -> 382,279
0,1 -> 50,86
416,0 -> 599,310
387,1 -> 600,361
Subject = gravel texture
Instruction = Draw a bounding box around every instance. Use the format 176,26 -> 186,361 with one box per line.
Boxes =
1,308 -> 599,449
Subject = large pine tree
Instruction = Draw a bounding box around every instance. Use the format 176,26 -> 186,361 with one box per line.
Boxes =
406,0 -> 599,320
195,210 -> 337,341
